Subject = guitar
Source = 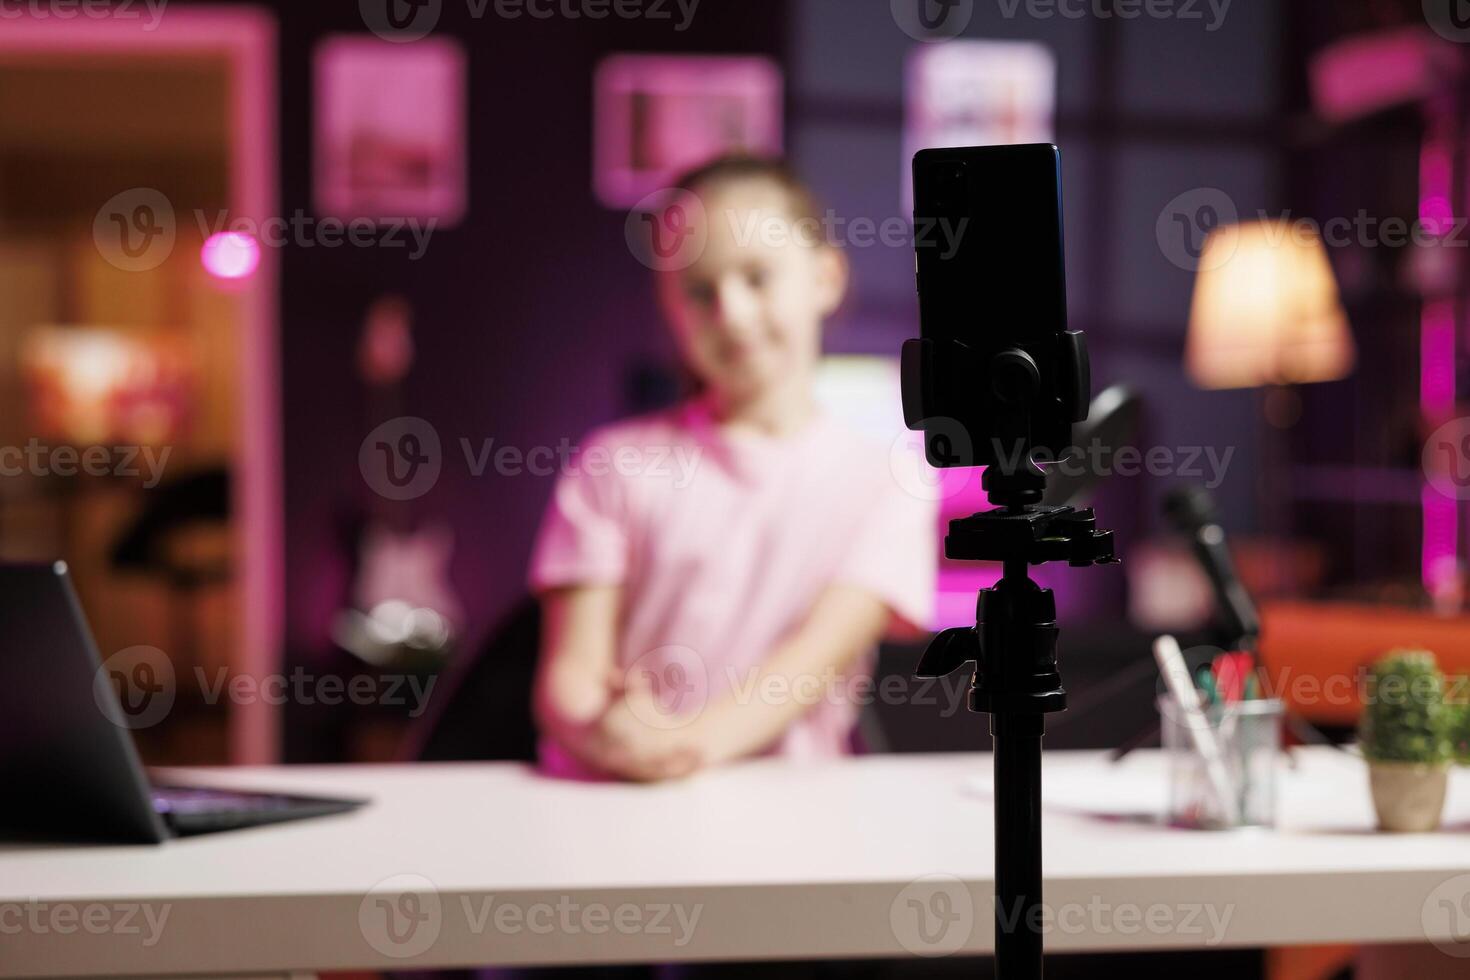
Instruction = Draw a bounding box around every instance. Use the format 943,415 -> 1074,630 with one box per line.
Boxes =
332,295 -> 462,669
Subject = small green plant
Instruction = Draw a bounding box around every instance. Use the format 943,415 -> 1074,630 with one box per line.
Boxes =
1359,650 -> 1453,765
1446,674 -> 1470,766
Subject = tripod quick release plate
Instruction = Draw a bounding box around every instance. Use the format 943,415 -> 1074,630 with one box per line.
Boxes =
945,505 -> 1117,567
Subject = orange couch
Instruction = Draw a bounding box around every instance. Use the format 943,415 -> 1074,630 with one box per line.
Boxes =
1258,601 -> 1470,726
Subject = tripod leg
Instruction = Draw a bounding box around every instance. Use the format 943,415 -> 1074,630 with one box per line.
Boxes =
993,711 -> 1044,980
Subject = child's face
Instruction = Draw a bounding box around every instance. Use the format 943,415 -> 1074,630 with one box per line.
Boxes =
657,178 -> 847,406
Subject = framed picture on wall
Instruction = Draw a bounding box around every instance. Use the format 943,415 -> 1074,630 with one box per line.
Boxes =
314,35 -> 467,226
903,40 -> 1056,210
594,54 -> 783,208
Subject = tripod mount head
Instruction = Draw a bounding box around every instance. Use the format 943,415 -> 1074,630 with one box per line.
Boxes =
904,339 -> 1117,716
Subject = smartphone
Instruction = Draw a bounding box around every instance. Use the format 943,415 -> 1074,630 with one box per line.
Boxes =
904,143 -> 1088,468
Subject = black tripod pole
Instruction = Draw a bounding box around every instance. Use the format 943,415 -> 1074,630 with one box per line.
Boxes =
983,556 -> 1057,978
994,709 -> 1044,977
915,475 -> 1113,979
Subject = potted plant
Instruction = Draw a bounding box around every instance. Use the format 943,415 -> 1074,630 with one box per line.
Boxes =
1448,674 -> 1470,766
1359,650 -> 1453,832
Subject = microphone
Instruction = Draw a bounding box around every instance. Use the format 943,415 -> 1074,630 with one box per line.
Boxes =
1164,486 -> 1260,651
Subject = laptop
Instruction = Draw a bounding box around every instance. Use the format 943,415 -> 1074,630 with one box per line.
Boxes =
0,562 -> 366,844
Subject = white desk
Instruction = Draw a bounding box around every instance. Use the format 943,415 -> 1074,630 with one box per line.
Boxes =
3,748 -> 1469,977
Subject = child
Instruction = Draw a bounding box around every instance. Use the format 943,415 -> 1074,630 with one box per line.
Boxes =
530,156 -> 936,781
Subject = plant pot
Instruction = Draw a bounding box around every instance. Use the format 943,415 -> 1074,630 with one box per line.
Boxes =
1368,760 -> 1450,833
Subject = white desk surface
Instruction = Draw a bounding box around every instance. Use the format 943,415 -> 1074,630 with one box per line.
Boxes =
3,748 -> 1470,977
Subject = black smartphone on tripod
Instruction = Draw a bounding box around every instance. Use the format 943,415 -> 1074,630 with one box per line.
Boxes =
903,143 -> 1088,470
901,144 -> 1114,979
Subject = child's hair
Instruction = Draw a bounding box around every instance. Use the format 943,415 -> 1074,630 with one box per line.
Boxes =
671,155 -> 827,236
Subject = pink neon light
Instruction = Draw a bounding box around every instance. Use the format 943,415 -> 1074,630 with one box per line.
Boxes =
201,232 -> 261,280
1423,485 -> 1458,591
1421,301 -> 1456,412
1422,144 -> 1454,234
1420,118 -> 1458,594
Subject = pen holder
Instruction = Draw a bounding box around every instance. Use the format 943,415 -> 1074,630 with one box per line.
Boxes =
1158,695 -> 1284,829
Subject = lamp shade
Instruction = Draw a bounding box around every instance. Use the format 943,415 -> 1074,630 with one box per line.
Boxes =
1185,220 -> 1355,389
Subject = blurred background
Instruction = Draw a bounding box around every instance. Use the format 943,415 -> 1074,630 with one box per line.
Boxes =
16,1 -> 1470,977
2,0 -> 1468,819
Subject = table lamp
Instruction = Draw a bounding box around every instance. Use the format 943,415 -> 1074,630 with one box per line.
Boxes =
1185,219 -> 1355,399
1184,220 -> 1354,596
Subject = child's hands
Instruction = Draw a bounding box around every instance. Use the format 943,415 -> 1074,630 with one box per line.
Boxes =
595,688 -> 704,782
556,672 -> 704,782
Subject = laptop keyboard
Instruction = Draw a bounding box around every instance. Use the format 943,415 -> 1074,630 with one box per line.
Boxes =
150,785 -> 292,815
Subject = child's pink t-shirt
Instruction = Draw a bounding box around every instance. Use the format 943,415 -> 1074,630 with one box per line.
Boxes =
528,398 -> 937,777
